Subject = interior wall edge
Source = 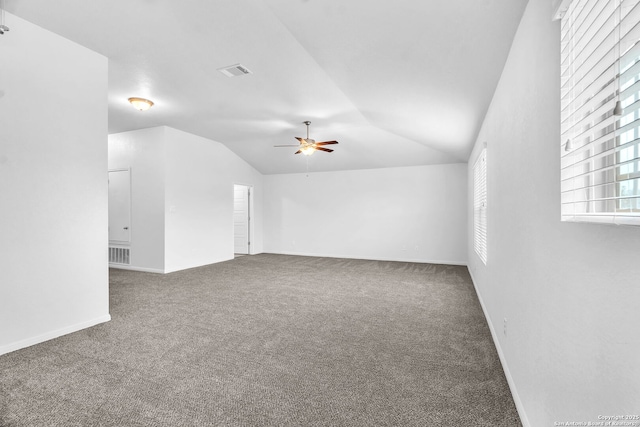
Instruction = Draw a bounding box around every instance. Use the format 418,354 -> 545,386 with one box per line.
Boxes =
467,268 -> 530,427
0,12 -> 109,354
0,315 -> 111,357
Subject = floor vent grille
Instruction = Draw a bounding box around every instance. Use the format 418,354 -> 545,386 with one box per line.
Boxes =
109,247 -> 130,265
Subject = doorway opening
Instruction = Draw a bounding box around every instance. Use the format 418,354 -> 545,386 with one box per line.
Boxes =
108,168 -> 131,265
233,184 -> 252,255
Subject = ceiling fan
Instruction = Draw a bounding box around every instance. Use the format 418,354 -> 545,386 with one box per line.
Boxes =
274,121 -> 338,155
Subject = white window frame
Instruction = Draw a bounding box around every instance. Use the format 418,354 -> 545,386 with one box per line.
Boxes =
558,0 -> 640,226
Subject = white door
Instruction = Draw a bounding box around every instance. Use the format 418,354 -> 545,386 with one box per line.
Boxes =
108,169 -> 131,243
233,185 -> 250,254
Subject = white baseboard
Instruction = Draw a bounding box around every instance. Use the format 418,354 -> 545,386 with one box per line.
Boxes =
0,314 -> 111,356
164,256 -> 235,274
467,268 -> 530,427
109,264 -> 164,274
265,250 -> 467,266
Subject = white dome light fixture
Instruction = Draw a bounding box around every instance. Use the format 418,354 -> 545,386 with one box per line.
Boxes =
128,97 -> 154,111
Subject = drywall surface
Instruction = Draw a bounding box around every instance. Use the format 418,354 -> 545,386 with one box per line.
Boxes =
108,127 -> 263,273
108,127 -> 166,273
264,164 -> 467,264
164,127 -> 263,272
467,0 -> 640,425
0,14 -> 110,354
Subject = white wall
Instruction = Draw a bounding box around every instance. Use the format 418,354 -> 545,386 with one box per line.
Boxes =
164,127 -> 263,272
0,14 -> 110,355
109,127 -> 166,273
264,164 -> 467,264
108,126 -> 263,274
467,1 -> 640,425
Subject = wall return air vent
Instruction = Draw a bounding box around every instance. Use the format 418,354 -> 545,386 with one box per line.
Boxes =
109,247 -> 130,265
217,63 -> 252,77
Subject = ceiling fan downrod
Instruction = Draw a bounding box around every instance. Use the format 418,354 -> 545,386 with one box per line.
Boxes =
304,121 -> 311,141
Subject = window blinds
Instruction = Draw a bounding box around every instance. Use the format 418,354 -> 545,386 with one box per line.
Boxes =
561,0 -> 640,225
474,148 -> 487,265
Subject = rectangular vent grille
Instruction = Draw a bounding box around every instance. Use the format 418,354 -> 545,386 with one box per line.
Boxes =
218,63 -> 252,77
109,247 -> 130,265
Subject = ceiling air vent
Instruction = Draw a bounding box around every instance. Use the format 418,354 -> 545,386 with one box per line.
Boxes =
218,63 -> 252,77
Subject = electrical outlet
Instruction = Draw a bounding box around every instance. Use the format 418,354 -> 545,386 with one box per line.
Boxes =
503,318 -> 508,336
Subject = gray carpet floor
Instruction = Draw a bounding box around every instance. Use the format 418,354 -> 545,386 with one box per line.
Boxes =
0,254 -> 522,426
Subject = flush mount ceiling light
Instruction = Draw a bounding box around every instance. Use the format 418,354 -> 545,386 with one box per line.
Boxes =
128,97 -> 154,111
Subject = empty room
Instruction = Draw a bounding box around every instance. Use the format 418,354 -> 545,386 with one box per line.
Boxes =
1,0 -> 639,426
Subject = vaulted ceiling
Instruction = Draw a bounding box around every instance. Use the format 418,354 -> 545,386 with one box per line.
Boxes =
5,0 -> 528,174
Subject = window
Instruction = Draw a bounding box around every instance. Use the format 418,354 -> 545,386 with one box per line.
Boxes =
473,148 -> 487,265
560,0 -> 640,225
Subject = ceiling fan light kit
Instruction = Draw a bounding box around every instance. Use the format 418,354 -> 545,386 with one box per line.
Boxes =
274,121 -> 339,156
301,146 -> 316,156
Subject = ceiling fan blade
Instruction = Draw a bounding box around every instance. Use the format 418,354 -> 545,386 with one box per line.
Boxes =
315,141 -> 339,146
295,137 -> 304,143
274,145 -> 300,147
315,147 -> 334,153
294,150 -> 302,154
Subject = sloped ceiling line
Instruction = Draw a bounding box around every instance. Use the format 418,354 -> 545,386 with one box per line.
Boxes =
4,0 -> 528,174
